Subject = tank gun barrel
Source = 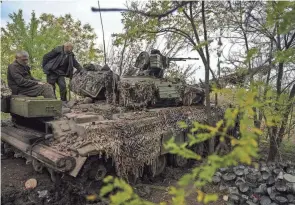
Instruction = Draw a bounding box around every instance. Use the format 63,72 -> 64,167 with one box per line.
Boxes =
168,57 -> 199,61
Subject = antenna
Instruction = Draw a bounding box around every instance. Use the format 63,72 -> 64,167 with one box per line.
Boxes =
98,0 -> 107,65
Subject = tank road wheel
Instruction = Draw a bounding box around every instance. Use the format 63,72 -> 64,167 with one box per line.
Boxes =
47,167 -> 61,185
148,155 -> 167,177
32,159 -> 44,173
88,164 -> 107,181
79,157 -> 109,184
193,94 -> 205,105
170,155 -> 188,168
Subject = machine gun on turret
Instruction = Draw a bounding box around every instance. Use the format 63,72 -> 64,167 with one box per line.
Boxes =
134,49 -> 199,78
168,57 -> 199,62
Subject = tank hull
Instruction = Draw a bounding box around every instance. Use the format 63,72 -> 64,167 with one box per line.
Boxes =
0,69 -> 232,183
1,102 -> 228,182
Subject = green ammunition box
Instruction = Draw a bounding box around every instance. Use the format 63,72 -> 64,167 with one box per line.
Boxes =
10,96 -> 62,118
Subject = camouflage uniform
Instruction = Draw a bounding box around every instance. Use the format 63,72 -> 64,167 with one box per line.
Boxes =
16,83 -> 55,98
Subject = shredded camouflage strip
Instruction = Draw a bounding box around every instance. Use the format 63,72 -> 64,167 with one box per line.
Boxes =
119,80 -> 158,108
70,64 -> 118,103
118,78 -> 205,108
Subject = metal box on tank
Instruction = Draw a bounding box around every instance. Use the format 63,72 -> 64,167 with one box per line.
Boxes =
150,54 -> 163,69
10,96 -> 62,118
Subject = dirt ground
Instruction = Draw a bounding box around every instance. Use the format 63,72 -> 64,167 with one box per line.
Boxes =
2,137 -> 294,205
1,156 -> 225,205
1,157 -> 83,205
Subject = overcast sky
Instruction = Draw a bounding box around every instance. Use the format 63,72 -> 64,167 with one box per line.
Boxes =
1,0 -> 226,81
1,0 -> 125,45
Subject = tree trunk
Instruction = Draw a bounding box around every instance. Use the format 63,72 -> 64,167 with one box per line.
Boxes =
119,38 -> 128,76
267,128 -> 279,162
277,84 -> 295,143
205,64 -> 214,153
267,30 -> 284,161
201,1 -> 214,153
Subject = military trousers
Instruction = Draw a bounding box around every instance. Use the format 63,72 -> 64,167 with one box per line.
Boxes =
46,73 -> 67,101
17,84 -> 55,98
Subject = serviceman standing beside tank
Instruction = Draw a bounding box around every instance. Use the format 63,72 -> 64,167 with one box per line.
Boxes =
7,51 -> 55,98
42,42 -> 83,103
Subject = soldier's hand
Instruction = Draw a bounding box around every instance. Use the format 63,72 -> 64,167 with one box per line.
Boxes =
38,82 -> 45,85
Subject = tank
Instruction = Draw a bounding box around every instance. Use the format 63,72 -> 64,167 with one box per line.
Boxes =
1,51 -> 236,185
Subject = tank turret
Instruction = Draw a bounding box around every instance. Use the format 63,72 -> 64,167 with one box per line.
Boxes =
118,50 -> 204,108
69,50 -> 204,108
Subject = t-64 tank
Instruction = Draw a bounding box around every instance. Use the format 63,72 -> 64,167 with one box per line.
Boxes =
1,51 -> 236,185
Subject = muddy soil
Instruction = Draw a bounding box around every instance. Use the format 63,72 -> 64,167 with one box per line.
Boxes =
1,156 -> 224,205
1,157 -> 88,205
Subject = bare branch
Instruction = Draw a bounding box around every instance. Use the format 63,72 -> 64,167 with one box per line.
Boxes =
91,1 -> 190,19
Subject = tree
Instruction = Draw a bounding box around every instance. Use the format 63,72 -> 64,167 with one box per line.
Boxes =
1,10 -> 102,81
264,1 -> 295,161
108,30 -> 198,83
210,1 -> 295,161
87,2 -> 295,204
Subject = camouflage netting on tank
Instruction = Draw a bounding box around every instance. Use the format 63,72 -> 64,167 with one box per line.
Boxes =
180,85 -> 205,106
51,106 -> 225,179
118,80 -> 157,108
119,79 -> 205,107
71,103 -> 122,119
85,117 -> 163,179
70,64 -> 117,103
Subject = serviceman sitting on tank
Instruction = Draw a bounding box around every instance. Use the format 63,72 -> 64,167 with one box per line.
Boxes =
7,51 -> 55,98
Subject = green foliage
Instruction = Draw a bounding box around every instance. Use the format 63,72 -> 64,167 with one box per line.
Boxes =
165,137 -> 201,160
245,48 -> 259,64
266,1 -> 295,63
163,88 -> 261,204
266,1 -> 295,34
262,88 -> 289,126
275,48 -> 295,63
87,176 -> 155,205
115,0 -> 215,56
